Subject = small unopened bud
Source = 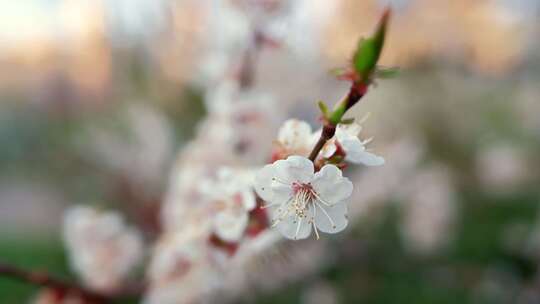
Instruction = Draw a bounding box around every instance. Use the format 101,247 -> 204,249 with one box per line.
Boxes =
353,7 -> 391,81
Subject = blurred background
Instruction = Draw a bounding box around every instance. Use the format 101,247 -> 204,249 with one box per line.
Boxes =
1,0 -> 540,303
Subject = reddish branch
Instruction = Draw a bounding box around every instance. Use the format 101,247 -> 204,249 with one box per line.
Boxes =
238,30 -> 266,89
308,82 -> 368,162
0,262 -> 143,303
0,262 -> 109,303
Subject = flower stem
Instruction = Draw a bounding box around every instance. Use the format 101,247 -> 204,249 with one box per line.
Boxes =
308,82 -> 368,162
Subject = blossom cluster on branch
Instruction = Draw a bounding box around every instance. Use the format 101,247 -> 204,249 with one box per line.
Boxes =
2,2 -> 394,304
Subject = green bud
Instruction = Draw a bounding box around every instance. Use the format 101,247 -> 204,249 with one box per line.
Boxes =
353,8 -> 390,80
329,104 -> 346,125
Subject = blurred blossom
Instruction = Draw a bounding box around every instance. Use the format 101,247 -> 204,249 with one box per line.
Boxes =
399,165 -> 457,254
145,227 -> 218,304
273,119 -> 316,160
301,280 -> 340,304
218,233 -> 330,300
476,143 -> 530,194
161,84 -> 279,230
200,167 -> 257,242
63,205 -> 144,292
82,103 -> 174,190
160,160 -> 214,233
263,0 -> 337,58
196,0 -> 252,85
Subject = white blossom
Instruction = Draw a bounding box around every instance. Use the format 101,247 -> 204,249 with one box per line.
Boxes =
274,119 -> 316,158
255,156 -> 352,240
63,206 -> 144,292
475,143 -> 529,193
145,228 -> 218,304
200,167 -> 257,242
321,123 -> 385,166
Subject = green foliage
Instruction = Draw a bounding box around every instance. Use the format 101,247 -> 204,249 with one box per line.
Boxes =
0,237 -> 70,303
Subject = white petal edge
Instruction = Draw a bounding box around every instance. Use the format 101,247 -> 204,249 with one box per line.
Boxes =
314,201 -> 348,234
312,165 -> 353,204
274,155 -> 314,184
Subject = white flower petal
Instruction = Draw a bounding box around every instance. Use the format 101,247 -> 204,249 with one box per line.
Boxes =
312,165 -> 353,204
241,190 -> 256,211
346,147 -> 385,166
277,212 -> 313,240
314,202 -> 348,234
321,140 -> 337,158
278,119 -> 313,150
255,163 -> 292,205
254,164 -> 276,202
274,156 -> 314,184
336,123 -> 362,139
214,211 -> 248,242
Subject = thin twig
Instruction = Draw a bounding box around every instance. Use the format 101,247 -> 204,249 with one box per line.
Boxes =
0,262 -> 108,303
308,83 -> 368,162
238,30 -> 265,89
0,262 -> 144,303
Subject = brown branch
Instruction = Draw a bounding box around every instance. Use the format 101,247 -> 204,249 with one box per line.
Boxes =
0,262 -> 109,303
308,124 -> 336,162
238,30 -> 265,89
0,262 -> 144,303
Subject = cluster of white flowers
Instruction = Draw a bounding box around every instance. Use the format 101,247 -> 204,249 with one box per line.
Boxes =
273,118 -> 384,166
63,205 -> 144,292
57,2 -> 388,303
144,227 -> 219,304
148,76 -> 281,304
200,168 -> 257,242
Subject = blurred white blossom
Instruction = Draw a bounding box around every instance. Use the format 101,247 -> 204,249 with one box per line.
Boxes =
63,205 -> 144,292
399,165 -> 456,254
82,103 -> 174,188
476,143 -> 530,194
273,119 -> 316,159
200,167 -> 257,242
145,227 -> 218,304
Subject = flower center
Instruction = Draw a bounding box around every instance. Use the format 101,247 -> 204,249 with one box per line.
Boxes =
291,182 -> 315,218
268,178 -> 337,240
